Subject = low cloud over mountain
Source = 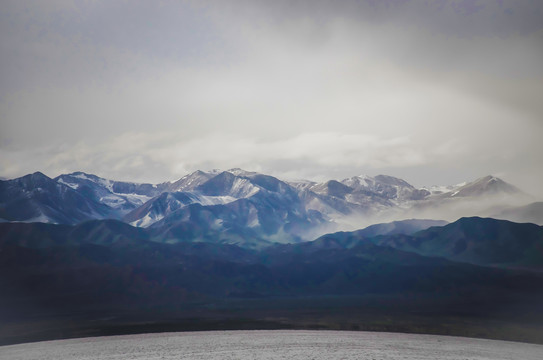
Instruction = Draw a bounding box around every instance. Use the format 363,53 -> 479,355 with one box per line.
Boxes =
0,169 -> 534,246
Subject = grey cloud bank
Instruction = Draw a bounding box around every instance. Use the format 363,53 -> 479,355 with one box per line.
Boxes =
1,0 -> 542,197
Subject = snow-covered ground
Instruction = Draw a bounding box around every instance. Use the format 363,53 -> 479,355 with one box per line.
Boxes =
2,330 -> 541,360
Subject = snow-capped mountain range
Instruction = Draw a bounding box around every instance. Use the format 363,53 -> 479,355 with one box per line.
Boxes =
0,169 -> 536,245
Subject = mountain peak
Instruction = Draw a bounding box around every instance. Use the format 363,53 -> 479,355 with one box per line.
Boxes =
30,171 -> 50,179
310,180 -> 353,198
374,175 -> 414,189
348,174 -> 370,180
62,171 -> 103,181
15,171 -> 53,184
477,175 -> 500,183
226,168 -> 258,177
69,171 -> 90,176
449,175 -> 521,198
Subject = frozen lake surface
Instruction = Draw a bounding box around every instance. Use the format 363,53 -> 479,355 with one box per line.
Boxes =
1,330 -> 542,360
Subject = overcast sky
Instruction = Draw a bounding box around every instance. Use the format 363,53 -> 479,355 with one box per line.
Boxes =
1,0 -> 542,197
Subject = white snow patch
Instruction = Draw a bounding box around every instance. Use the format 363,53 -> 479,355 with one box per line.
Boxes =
73,173 -> 92,181
96,178 -> 114,192
210,218 -> 224,230
229,178 -> 260,198
227,168 -> 258,177
423,182 -> 466,195
57,178 -> 79,189
196,195 -> 237,206
121,193 -> 153,206
246,205 -> 260,228
356,174 -> 373,187
131,213 -> 164,228
342,175 -> 374,189
99,195 -> 126,207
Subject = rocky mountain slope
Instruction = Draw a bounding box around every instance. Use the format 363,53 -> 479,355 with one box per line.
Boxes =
0,169 -> 532,244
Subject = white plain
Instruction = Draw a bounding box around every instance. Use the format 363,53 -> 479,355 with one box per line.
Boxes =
1,330 -> 542,360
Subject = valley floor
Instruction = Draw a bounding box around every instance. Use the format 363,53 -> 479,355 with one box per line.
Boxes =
2,330 -> 542,360
2,295 -> 543,346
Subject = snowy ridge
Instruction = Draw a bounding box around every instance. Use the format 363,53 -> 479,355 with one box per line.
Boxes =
342,174 -> 373,189
57,178 -> 79,189
228,177 -> 260,198
421,182 -> 467,196
54,172 -> 164,215
195,194 -> 237,206
128,192 -> 241,227
130,213 -> 164,228
168,170 -> 216,192
1,169 -> 528,236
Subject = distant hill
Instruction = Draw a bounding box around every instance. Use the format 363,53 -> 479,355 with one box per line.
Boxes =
2,217 -> 541,305
370,217 -> 543,269
352,218 -> 448,237
2,215 -> 543,345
